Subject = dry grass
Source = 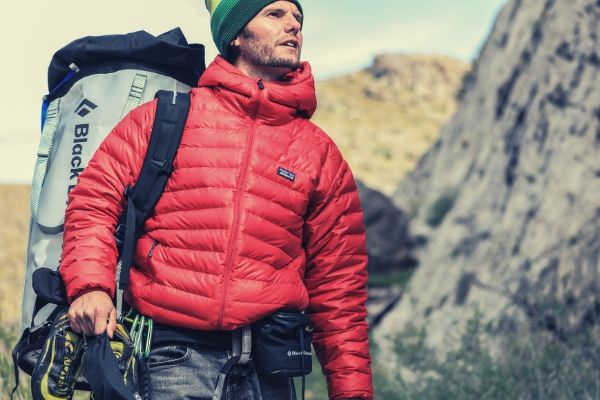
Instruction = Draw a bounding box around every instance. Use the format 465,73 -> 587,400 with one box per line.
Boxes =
314,54 -> 470,195
0,185 -> 29,327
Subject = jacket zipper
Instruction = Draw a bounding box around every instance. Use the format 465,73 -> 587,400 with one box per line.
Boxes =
218,80 -> 264,327
147,239 -> 159,262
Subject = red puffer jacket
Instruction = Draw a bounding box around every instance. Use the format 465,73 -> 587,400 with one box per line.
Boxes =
60,56 -> 372,400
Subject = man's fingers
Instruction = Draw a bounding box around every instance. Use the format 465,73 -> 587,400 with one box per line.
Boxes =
107,308 -> 117,339
69,313 -> 82,334
93,309 -> 110,336
69,308 -> 90,335
77,313 -> 92,336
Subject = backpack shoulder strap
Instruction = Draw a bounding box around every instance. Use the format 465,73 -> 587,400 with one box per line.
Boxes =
129,90 -> 191,226
115,90 -> 191,315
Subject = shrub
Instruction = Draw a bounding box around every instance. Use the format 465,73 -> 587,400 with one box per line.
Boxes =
372,310 -> 600,400
426,189 -> 458,227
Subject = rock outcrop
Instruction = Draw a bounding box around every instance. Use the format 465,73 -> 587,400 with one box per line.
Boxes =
356,180 -> 416,274
376,0 -> 600,354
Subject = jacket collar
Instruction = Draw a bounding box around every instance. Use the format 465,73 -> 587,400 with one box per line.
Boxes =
198,56 -> 317,125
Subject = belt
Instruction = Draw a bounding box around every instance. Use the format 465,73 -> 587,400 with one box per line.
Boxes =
151,323 -> 233,350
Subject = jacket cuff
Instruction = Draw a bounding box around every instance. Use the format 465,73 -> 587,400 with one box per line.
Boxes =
66,279 -> 115,304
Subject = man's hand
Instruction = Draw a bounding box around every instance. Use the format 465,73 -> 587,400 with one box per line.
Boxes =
68,290 -> 116,338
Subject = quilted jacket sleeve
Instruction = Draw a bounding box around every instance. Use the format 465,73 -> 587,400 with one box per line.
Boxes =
303,143 -> 373,400
60,101 -> 156,303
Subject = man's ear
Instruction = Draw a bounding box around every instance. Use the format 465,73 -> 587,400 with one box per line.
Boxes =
231,36 -> 240,47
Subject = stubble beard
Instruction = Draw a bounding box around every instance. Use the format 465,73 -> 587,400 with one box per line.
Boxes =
240,29 -> 301,71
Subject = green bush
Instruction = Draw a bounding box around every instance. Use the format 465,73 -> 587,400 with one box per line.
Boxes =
368,268 -> 416,288
426,190 -> 458,228
372,310 -> 600,400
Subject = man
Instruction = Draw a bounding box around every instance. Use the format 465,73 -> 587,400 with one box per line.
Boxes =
60,1 -> 373,399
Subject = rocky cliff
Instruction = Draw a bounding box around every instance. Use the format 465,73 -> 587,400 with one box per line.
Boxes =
376,0 -> 600,354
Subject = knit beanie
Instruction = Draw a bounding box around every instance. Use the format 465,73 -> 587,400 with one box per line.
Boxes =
205,0 -> 303,57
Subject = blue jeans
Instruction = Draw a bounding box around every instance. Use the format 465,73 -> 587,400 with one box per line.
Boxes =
146,344 -> 297,399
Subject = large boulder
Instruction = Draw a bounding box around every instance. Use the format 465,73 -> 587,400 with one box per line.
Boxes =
356,179 -> 416,274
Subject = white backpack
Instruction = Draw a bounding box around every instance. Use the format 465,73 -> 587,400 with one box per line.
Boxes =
12,27 -> 204,394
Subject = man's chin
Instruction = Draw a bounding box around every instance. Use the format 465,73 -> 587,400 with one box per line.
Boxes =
266,57 -> 301,71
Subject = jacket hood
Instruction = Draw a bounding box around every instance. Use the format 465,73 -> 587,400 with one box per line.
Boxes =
198,56 -> 317,124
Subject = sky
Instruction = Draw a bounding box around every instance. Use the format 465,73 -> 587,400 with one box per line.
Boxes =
0,0 -> 507,183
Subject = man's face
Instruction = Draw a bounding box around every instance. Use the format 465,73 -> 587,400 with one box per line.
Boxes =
232,1 -> 303,72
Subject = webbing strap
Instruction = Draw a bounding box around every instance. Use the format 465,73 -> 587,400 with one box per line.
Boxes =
41,63 -> 78,130
299,330 -> 306,400
231,326 -> 252,365
116,199 -> 136,318
115,261 -> 124,318
212,355 -> 241,400
31,99 -> 61,221
10,329 -> 25,399
120,74 -> 148,119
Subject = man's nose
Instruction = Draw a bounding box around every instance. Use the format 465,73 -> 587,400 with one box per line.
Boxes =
284,13 -> 301,33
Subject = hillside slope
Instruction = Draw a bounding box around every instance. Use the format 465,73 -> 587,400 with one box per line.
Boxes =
313,54 -> 469,196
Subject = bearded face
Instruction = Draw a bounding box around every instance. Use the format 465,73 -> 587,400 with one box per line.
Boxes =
237,26 -> 302,71
231,1 -> 303,73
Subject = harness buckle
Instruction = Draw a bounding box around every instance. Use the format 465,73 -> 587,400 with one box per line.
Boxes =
231,326 -> 252,365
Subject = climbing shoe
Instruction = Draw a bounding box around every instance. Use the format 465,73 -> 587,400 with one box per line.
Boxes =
83,325 -> 139,400
31,309 -> 84,400
110,323 -> 138,391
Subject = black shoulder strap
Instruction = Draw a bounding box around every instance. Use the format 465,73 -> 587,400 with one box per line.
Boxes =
116,90 -> 191,299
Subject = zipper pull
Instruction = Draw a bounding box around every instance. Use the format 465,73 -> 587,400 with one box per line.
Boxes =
147,240 -> 159,259
257,79 -> 265,90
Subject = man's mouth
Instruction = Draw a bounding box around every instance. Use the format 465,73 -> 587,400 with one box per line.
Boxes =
280,40 -> 299,49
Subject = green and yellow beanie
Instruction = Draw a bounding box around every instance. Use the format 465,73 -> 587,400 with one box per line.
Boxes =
205,0 -> 303,57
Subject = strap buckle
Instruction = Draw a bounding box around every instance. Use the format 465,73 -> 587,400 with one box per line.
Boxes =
114,224 -> 125,245
231,326 -> 252,365
149,158 -> 172,174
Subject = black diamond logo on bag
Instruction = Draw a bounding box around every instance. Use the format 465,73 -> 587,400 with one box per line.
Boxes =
75,99 -> 97,117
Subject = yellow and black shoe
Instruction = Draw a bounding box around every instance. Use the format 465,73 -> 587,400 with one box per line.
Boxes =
82,322 -> 141,399
110,323 -> 137,390
31,309 -> 84,400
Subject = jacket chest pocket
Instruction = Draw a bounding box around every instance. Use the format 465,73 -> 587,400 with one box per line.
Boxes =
270,164 -> 312,218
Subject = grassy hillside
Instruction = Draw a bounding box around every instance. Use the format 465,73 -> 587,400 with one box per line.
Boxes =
0,185 -> 29,326
0,185 -> 29,398
313,54 -> 469,195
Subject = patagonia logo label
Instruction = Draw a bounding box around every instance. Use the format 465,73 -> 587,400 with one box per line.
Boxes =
277,167 -> 296,182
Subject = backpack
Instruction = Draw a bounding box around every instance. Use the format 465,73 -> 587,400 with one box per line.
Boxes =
11,27 -> 204,396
